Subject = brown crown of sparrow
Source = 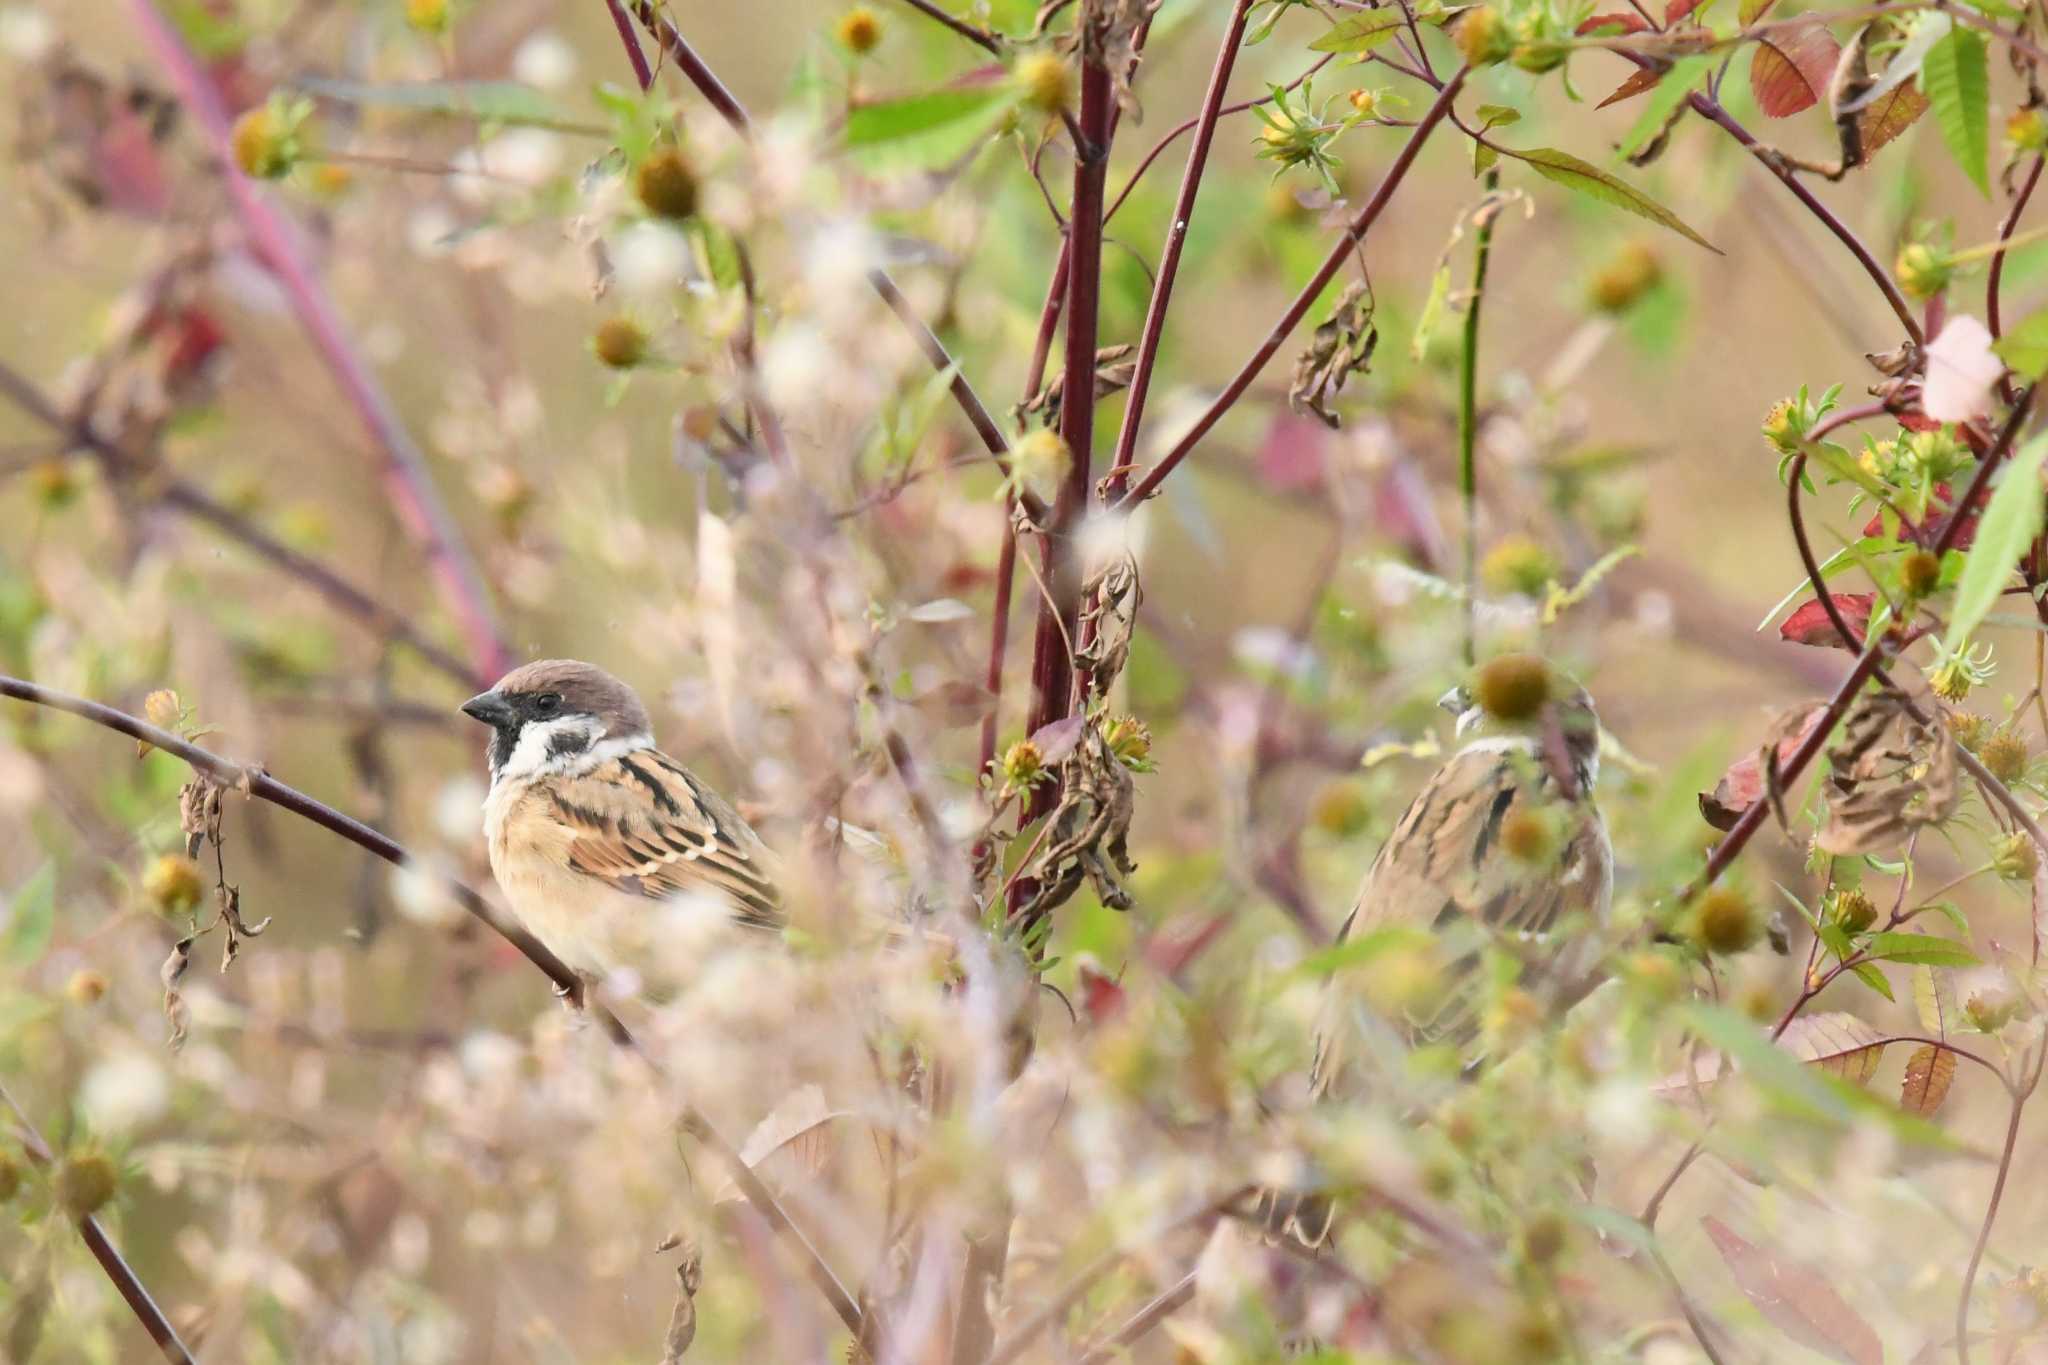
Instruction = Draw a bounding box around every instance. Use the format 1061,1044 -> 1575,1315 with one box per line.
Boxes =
1262,661 -> 1613,1246
460,660 -> 781,988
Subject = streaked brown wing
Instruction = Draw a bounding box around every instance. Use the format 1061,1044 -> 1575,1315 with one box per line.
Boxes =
545,749 -> 782,929
1310,744 -> 1609,1097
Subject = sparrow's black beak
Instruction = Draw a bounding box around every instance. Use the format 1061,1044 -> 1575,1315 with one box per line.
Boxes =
461,691 -> 516,728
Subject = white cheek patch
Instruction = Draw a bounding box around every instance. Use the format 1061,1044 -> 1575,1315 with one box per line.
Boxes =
495,716 -> 604,783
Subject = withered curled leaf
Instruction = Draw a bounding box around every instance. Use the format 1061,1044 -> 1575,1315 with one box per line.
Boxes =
179,776 -> 223,859
161,935 -> 192,1051
1818,694 -> 1958,854
660,1240 -> 703,1363
1289,280 -> 1378,429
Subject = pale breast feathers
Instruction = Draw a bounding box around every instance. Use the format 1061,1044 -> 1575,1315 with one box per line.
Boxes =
503,750 -> 783,930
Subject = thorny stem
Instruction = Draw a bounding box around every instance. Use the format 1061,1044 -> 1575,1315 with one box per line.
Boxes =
1957,1040 -> 2048,1365
0,674 -> 867,1345
1460,167 -> 1500,667
1117,67 -> 1471,509
614,0 -> 1045,524
1103,0 -> 1256,502
129,0 -> 513,682
0,1080 -> 197,1364
0,360 -> 483,690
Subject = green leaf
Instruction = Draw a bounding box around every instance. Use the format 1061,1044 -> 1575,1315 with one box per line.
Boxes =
1922,24 -> 1990,196
1913,964 -> 1958,1035
1943,433 -> 2048,654
1992,306 -> 2048,379
1849,961 -> 1896,1001
844,85 -> 1012,146
1412,261 -> 1453,361
1472,105 -> 1519,176
1616,56 -> 1712,161
1862,931 -> 1979,966
3,864 -> 54,968
1502,146 -> 1719,252
1311,12 -> 1408,51
293,78 -> 595,133
1294,924 -> 1438,978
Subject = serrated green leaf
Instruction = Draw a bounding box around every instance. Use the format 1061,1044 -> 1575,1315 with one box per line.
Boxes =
1503,146 -> 1719,251
294,77 -> 595,133
1922,24 -> 1990,196
1992,306 -> 2048,379
1311,12 -> 1408,51
1617,56 -> 1712,160
3,864 -> 54,968
1863,931 -> 1979,966
1943,433 -> 2048,654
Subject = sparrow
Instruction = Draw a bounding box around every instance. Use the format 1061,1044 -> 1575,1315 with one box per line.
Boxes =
1264,661 -> 1613,1246
460,659 -> 782,988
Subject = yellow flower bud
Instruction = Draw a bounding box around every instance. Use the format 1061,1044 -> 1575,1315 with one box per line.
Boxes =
1480,535 -> 1559,597
635,147 -> 698,220
1982,729 -> 2029,785
1690,886 -> 1759,955
1014,52 -> 1073,115
143,854 -> 205,916
1473,653 -> 1551,722
1895,242 -> 1955,301
55,1151 -> 118,1217
593,317 -> 648,369
836,6 -> 883,53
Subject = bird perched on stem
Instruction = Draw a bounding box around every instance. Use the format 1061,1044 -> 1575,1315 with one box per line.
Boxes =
460,659 -> 782,993
1262,653 -> 1612,1247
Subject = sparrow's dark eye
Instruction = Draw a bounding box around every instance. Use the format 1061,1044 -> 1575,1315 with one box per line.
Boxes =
534,692 -> 562,717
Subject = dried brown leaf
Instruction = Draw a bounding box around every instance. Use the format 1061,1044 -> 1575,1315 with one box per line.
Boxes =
1702,1215 -> 1884,1365
1819,694 -> 1958,854
661,1241 -> 703,1363
1777,1011 -> 1890,1084
1856,78 -> 1929,155
1699,702 -> 1828,832
1289,280 -> 1378,428
1752,22 -> 1841,117
1899,1043 -> 1957,1115
161,935 -> 192,1051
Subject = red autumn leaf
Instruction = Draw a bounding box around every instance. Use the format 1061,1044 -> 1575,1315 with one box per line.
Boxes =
1751,21 -> 1841,118
1862,483 -> 1977,550
1074,958 -> 1127,1024
1576,10 -> 1649,34
1699,703 -> 1828,831
1702,1216 -> 1884,1365
1857,79 -> 1930,157
1597,66 -> 1666,109
1899,1043 -> 1957,1115
1779,593 -> 1874,649
1665,0 -> 1704,23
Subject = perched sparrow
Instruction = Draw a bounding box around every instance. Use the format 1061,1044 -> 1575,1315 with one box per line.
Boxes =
1265,664 -> 1612,1245
460,659 -> 781,987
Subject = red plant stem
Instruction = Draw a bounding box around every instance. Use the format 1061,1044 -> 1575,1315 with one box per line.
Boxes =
892,0 -> 1005,54
601,0 -> 653,88
1686,388 -> 2035,899
0,1082 -> 196,1364
128,0 -> 512,682
0,673 -> 866,1344
1991,154 -> 2044,406
0,360 -> 482,689
1116,67 -> 1470,509
615,0 -> 1044,524
1104,0 -> 1255,503
1022,43 -> 1117,765
1683,89 -> 1923,347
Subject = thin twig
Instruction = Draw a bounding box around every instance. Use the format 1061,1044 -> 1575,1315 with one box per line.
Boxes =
0,1080 -> 198,1364
1991,153 -> 2044,405
128,0 -> 512,681
1957,1040 -> 2047,1365
1117,66 -> 1471,508
1103,0 -> 1256,503
1073,1270 -> 1196,1364
891,0 -> 1005,54
0,673 -> 866,1344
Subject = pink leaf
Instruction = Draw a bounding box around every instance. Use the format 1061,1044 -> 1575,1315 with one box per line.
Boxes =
1702,1216 -> 1884,1365
1075,958 -> 1127,1024
1254,413 -> 1332,493
1862,482 -> 1977,551
1028,714 -> 1086,763
1665,0 -> 1704,23
1779,593 -> 1874,649
1577,10 -> 1649,33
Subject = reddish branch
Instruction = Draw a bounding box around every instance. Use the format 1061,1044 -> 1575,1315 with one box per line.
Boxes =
1104,0 -> 1256,502
1116,66 -> 1471,508
891,0 -> 1006,54
0,673 -> 865,1344
128,0 -> 512,682
0,1080 -> 197,1364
